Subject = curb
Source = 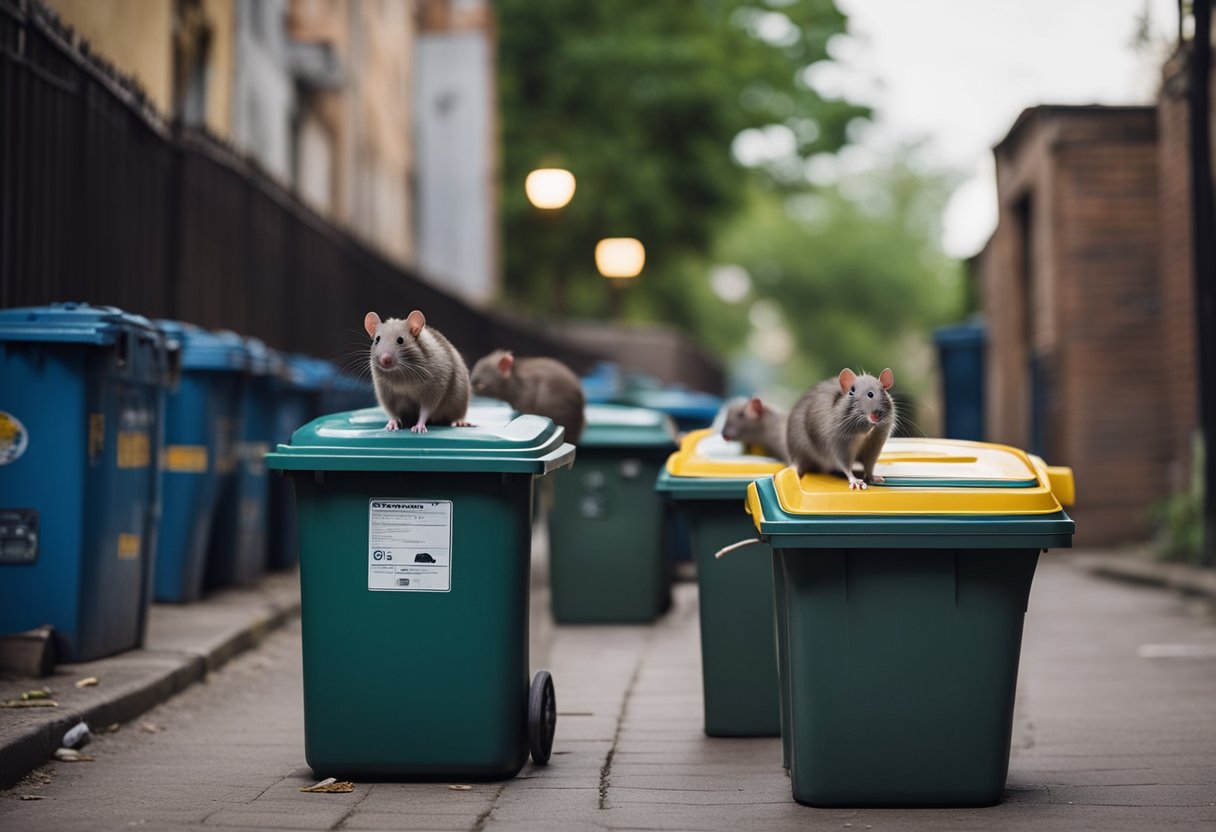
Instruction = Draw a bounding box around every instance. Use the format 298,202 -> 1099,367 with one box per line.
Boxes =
1070,550 -> 1216,601
0,583 -> 299,791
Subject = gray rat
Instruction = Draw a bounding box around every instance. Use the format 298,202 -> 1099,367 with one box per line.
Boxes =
364,310 -> 471,432
721,397 -> 790,463
786,368 -> 896,489
469,350 -> 586,443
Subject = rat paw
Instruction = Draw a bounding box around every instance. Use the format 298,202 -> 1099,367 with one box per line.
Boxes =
453,420 -> 473,427
848,479 -> 867,490
410,423 -> 428,434
870,474 -> 885,485
385,419 -> 401,431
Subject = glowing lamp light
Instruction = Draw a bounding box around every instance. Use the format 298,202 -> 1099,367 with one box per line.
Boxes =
525,168 -> 576,209
595,238 -> 645,279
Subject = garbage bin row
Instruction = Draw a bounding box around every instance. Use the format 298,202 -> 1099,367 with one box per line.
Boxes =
0,303 -> 376,663
1,303 -> 1078,808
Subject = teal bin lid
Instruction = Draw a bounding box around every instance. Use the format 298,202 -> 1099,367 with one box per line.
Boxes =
156,321 -> 249,372
579,404 -> 678,450
243,337 -> 273,376
0,302 -> 162,346
265,407 -> 576,474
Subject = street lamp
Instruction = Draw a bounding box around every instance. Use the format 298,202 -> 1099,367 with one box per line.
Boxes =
595,237 -> 645,279
525,168 -> 576,210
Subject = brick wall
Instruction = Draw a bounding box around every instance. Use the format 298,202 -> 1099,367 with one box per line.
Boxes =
982,107 -> 1163,545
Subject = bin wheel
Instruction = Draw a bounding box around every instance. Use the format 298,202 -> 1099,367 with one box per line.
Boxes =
528,670 -> 556,764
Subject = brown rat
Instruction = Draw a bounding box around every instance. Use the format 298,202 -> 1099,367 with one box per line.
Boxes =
469,350 -> 586,443
364,310 -> 471,432
721,397 -> 790,463
786,368 -> 896,489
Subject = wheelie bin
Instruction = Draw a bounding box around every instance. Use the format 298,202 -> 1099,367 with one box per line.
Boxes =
205,337 -> 273,589
547,404 -> 677,623
153,323 -> 247,601
655,429 -> 784,737
266,406 -> 574,779
744,438 -> 1076,807
0,303 -> 175,661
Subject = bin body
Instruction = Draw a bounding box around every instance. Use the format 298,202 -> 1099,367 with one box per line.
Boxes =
154,324 -> 246,602
656,430 -> 784,737
548,405 -> 676,623
0,304 -> 172,660
747,438 -> 1076,807
267,408 -> 573,779
206,338 -> 273,588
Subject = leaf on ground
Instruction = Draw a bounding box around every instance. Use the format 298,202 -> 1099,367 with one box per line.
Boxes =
299,778 -> 355,794
52,748 -> 94,762
103,723 -> 121,733
3,700 -> 58,708
448,785 -> 473,791
20,689 -> 53,700
19,795 -> 46,801
139,722 -> 162,733
74,677 -> 99,689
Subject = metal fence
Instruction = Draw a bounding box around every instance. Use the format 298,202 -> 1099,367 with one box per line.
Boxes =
0,0 -> 620,377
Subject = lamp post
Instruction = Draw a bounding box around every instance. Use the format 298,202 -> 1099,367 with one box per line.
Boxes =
525,168 -> 576,316
595,237 -> 645,319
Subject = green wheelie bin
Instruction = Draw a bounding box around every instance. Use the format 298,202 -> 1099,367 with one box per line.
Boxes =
266,407 -> 574,779
744,438 -> 1076,807
655,428 -> 785,738
547,404 -> 677,623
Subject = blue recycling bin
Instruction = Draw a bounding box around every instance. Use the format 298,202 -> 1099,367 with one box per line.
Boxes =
205,337 -> 274,589
152,323 -> 247,602
322,371 -> 377,414
267,355 -> 334,571
0,303 -> 175,661
934,322 -> 986,441
580,362 -> 623,405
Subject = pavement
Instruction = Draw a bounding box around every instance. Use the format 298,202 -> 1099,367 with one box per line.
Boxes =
1,541 -> 1215,831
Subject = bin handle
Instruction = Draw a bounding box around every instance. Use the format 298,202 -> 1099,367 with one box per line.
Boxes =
714,537 -> 763,559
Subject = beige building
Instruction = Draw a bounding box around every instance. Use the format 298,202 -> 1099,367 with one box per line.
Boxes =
45,0 -> 438,270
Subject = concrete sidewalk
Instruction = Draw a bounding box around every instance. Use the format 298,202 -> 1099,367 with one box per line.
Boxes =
1,554 -> 1215,831
0,572 -> 300,789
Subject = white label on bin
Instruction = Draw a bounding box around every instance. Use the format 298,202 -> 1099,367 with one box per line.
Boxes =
367,499 -> 452,592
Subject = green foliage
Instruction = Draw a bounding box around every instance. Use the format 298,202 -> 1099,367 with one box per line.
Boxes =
496,0 -> 869,319
712,147 -> 965,397
1152,435 -> 1205,563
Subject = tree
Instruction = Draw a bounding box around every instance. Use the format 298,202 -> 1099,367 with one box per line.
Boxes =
496,0 -> 869,319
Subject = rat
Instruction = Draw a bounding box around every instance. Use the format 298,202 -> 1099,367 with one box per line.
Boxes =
786,367 -> 896,490
468,350 -> 586,443
364,310 -> 471,433
721,397 -> 790,463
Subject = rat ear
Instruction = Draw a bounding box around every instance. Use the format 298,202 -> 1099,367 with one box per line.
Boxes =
405,310 -> 426,338
879,368 -> 894,390
363,312 -> 381,338
497,351 -> 515,376
746,397 -> 764,418
838,369 -> 856,393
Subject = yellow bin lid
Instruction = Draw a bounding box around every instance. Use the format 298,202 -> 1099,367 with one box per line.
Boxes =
763,438 -> 1075,517
665,428 -> 786,478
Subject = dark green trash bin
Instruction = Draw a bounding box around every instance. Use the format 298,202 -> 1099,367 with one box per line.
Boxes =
655,428 -> 785,737
266,407 -> 574,779
745,438 -> 1076,807
547,404 -> 677,623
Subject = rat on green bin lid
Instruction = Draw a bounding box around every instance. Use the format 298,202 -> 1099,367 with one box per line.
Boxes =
364,310 -> 471,433
470,350 -> 586,443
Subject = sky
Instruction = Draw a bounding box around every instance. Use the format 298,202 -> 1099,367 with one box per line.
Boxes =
819,0 -> 1180,258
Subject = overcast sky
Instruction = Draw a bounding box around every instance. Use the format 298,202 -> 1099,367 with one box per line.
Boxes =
822,0 -> 1180,258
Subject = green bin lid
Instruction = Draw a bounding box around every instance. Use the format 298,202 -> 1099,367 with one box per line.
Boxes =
579,404 -> 677,450
265,407 -> 575,474
744,438 -> 1076,549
